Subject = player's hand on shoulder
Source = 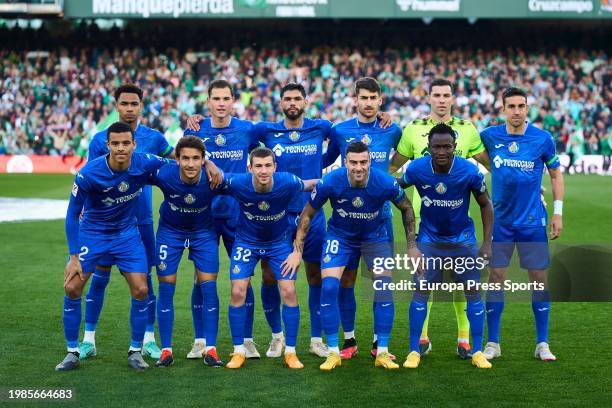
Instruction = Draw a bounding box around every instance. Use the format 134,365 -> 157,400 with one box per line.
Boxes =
186,114 -> 204,131
377,111 -> 393,129
550,214 -> 562,240
281,251 -> 302,279
64,255 -> 84,287
204,159 -> 223,189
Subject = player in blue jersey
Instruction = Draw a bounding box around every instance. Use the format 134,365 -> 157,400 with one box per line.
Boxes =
252,83 -> 333,358
183,79 -> 262,359
398,123 -> 494,369
56,122 -> 170,371
147,136 -> 226,368
480,88 -> 564,362
284,141 -> 418,371
322,77 -> 402,360
222,147 -> 318,370
78,84 -> 174,362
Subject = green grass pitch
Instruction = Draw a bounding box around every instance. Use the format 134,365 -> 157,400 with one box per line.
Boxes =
0,173 -> 611,407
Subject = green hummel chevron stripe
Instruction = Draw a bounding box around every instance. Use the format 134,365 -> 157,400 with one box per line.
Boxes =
546,155 -> 559,166
468,142 -> 484,154
160,145 -> 173,157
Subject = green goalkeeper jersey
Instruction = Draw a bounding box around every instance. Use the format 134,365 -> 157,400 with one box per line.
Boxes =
397,116 -> 485,225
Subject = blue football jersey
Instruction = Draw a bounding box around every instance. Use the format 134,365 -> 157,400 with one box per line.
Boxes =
254,118 -> 332,213
184,117 -> 259,219
66,152 -> 168,253
222,172 -> 303,247
481,124 -> 560,227
324,118 -> 402,218
402,156 -> 486,242
148,163 -> 218,232
87,124 -> 173,225
309,167 -> 404,242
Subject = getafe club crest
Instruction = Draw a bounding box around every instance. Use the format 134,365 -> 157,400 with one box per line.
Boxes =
215,133 -> 226,146
508,141 -> 519,153
232,265 -> 241,274
184,194 -> 195,204
289,131 -> 300,142
352,197 -> 364,208
323,254 -> 332,263
361,134 -> 372,145
435,182 -> 447,194
258,201 -> 270,211
158,261 -> 167,271
118,181 -> 129,192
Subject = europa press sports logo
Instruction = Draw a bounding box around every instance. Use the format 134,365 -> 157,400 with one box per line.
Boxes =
258,201 -> 270,211
289,131 -> 300,142
118,181 -> 129,192
508,141 -> 519,153
435,182 -> 447,194
361,134 -> 372,145
352,197 -> 364,208
184,194 -> 196,204
215,134 -> 226,146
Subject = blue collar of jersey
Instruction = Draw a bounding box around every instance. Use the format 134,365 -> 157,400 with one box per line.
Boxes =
505,121 -> 530,136
355,117 -> 378,128
210,117 -> 233,129
430,156 -> 455,175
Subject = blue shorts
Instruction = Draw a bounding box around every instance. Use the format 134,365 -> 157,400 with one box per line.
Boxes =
229,239 -> 294,281
416,241 -> 482,285
491,223 -> 549,269
155,226 -> 219,276
98,223 -> 155,271
214,216 -> 237,256
288,209 -> 326,264
321,233 -> 393,272
78,226 -> 147,274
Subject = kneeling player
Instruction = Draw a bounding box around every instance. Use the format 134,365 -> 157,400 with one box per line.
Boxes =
221,147 -> 317,369
56,122 -> 169,371
148,136 -> 224,368
284,141 -> 417,371
399,123 -> 493,369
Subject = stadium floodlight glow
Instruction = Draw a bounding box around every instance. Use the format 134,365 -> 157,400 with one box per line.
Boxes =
467,17 -> 477,25
422,17 -> 433,25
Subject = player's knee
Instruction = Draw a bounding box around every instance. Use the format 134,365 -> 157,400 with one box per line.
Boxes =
488,268 -> 506,283
64,282 -> 83,299
131,284 -> 149,300
305,263 -> 322,286
231,284 -> 247,304
280,284 -> 297,304
340,270 -> 356,288
261,269 -> 277,285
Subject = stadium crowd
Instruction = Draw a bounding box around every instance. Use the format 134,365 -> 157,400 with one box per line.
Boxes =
0,44 -> 609,158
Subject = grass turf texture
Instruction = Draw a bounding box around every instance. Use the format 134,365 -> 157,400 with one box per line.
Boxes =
0,173 -> 611,407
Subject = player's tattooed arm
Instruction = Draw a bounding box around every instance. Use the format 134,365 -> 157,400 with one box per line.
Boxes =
281,203 -> 317,278
474,190 -> 494,260
389,151 -> 409,174
394,195 -> 417,249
